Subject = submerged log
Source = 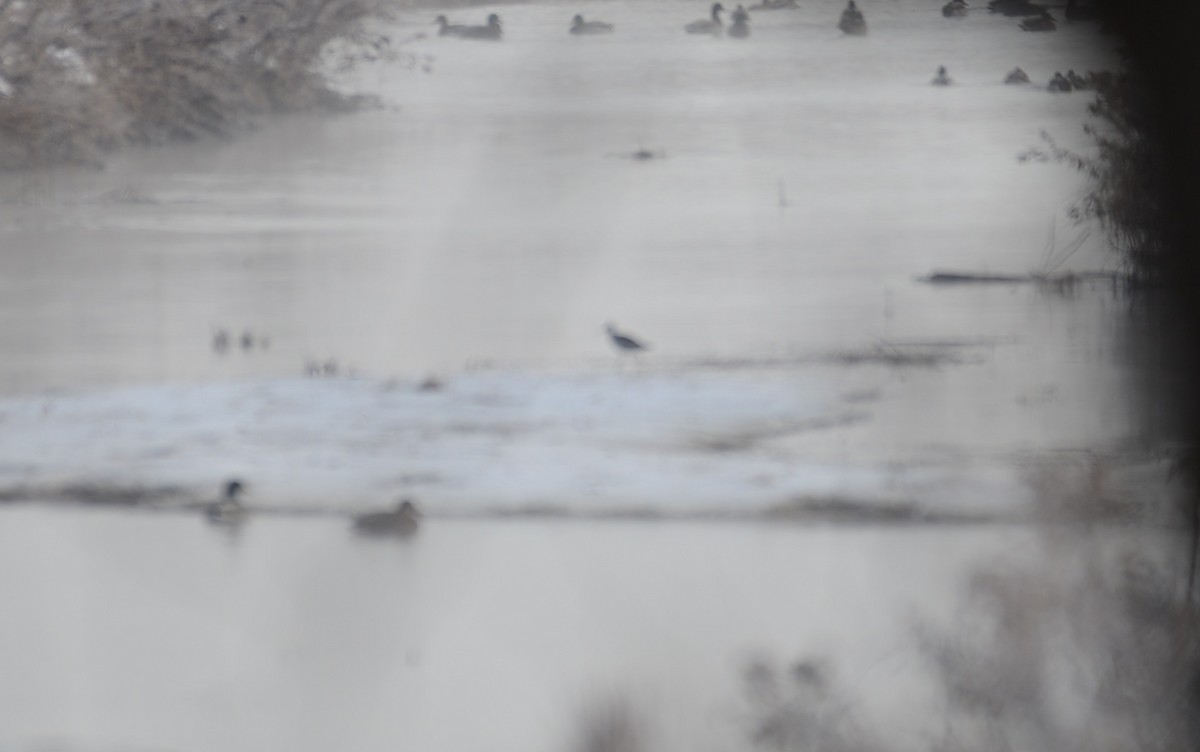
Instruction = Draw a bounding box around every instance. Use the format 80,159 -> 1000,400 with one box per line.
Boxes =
924,271 -> 1030,284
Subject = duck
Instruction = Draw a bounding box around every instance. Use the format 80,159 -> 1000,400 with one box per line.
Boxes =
931,65 -> 953,86
206,479 -> 248,525
728,5 -> 751,36
1004,66 -> 1030,84
211,328 -> 229,354
685,3 -> 725,35
454,14 -> 503,40
1047,71 -> 1072,92
352,499 -> 421,538
570,14 -> 615,34
838,1 -> 867,34
434,15 -> 470,36
1018,8 -> 1056,29
942,0 -> 968,17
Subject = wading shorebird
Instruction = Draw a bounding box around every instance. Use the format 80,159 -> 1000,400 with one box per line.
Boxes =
606,322 -> 649,354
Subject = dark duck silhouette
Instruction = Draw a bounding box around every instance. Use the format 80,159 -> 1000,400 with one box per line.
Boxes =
931,65 -> 953,86
838,0 -> 867,34
685,3 -> 725,35
570,14 -> 615,34
206,480 -> 248,525
1004,67 -> 1030,84
211,328 -> 229,354
1047,71 -> 1072,91
942,0 -> 968,17
1066,69 -> 1090,89
440,14 -> 502,40
1019,9 -> 1056,30
352,499 -> 421,538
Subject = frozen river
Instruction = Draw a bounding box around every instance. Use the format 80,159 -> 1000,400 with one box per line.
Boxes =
0,2 -> 1169,751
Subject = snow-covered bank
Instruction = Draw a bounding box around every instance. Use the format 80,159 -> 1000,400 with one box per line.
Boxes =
0,360 -> 1164,521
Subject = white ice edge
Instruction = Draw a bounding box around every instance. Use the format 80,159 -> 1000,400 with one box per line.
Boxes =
0,367 -> 1043,517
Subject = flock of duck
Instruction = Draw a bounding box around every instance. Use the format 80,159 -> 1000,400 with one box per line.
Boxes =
205,479 -> 422,540
946,0 -> 1098,30
931,64 -> 1108,91
433,2 -> 1102,92
432,0 -> 1095,40
433,1 -> 864,40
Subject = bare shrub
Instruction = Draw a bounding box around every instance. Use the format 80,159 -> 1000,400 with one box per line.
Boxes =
0,0 -> 399,169
741,657 -> 884,752
921,550 -> 1200,752
1016,70 -> 1180,285
572,696 -> 646,752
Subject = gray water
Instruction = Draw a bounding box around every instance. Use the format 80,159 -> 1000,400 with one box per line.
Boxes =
0,0 -> 1121,395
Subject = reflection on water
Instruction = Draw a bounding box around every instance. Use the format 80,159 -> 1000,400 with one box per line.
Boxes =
0,506 -> 1045,752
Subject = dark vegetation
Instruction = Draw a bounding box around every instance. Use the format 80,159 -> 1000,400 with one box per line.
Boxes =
1018,73 -> 1175,285
919,553 -> 1200,752
0,0 -> 399,170
733,463 -> 1200,752
1022,0 -> 1200,599
1011,0 -> 1196,288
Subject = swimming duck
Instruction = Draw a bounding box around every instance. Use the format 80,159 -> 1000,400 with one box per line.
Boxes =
838,1 -> 867,34
206,480 -> 248,525
1004,66 -> 1030,84
728,5 -> 751,36
1066,69 -> 1089,89
931,65 -> 953,86
685,3 -> 725,35
352,499 -> 421,538
1047,71 -> 1072,91
451,14 -> 503,40
211,328 -> 229,354
1018,9 -> 1056,29
942,0 -> 968,17
570,15 -> 615,34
